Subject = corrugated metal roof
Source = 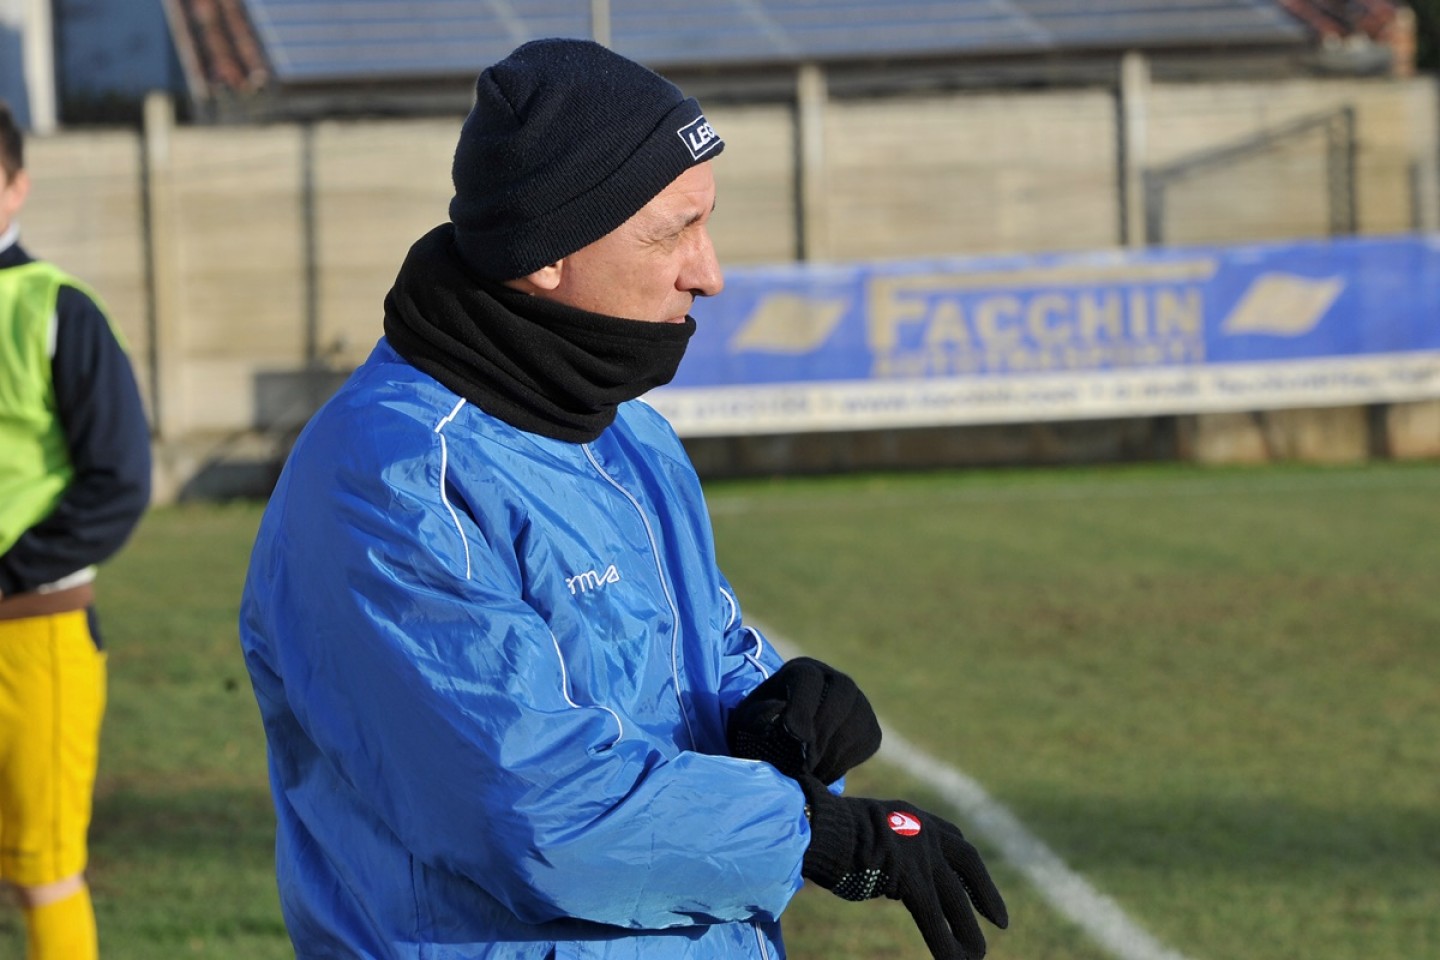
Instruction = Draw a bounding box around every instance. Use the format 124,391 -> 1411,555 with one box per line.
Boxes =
614,1 -> 1047,66
239,0 -> 1309,85
1019,0 -> 1307,49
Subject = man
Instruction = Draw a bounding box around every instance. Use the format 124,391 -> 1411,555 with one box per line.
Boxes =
0,100 -> 152,960
240,39 -> 1007,960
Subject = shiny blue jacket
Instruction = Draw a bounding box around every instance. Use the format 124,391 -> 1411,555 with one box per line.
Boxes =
239,339 -> 809,959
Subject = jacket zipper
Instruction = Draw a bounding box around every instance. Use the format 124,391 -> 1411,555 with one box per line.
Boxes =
581,443 -> 697,750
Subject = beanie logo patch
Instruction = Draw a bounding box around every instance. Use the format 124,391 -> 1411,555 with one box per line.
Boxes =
887,812 -> 922,837
677,116 -> 722,161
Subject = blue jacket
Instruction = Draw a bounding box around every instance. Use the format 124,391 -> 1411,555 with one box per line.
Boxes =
240,339 -> 809,959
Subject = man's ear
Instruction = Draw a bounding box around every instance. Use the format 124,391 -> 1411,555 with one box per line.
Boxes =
506,259 -> 564,294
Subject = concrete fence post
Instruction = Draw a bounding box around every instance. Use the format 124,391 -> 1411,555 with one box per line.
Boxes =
1409,77 -> 1440,232
142,91 -> 183,443
795,62 -> 829,262
1119,50 -> 1150,249
590,0 -> 611,48
22,0 -> 56,133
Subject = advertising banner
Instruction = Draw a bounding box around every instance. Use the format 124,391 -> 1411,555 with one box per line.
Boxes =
650,235 -> 1440,436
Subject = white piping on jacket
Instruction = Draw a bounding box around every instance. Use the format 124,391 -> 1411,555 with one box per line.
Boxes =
721,587 -> 774,680
581,443 -> 698,751
743,628 -> 772,679
751,920 -> 773,960
720,585 -> 740,630
432,398 -> 472,581
548,630 -> 625,747
428,401 -> 622,745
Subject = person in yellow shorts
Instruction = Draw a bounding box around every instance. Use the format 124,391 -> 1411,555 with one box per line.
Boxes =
0,100 -> 151,960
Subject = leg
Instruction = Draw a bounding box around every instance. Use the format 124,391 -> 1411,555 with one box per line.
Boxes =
0,610 -> 107,960
12,874 -> 97,960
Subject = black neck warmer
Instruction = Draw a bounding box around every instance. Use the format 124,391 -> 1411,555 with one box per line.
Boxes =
383,224 -> 696,443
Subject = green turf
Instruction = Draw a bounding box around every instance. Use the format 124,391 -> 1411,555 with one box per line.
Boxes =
707,461 -> 1440,959
0,503 -> 288,959
1,461 -> 1434,959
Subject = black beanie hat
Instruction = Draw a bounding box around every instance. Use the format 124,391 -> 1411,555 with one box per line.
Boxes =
449,39 -> 724,281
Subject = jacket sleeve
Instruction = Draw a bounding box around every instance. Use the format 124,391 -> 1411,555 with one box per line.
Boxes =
247,440 -> 810,931
714,573 -> 786,720
710,575 -> 852,796
0,286 -> 151,596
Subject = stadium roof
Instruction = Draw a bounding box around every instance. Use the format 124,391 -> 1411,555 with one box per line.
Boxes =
237,0 -> 1309,83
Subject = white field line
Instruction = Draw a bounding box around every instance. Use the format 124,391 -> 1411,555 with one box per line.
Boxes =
762,628 -> 1195,960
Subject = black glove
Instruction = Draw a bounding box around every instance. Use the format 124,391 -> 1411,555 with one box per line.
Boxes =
799,775 -> 1009,960
727,657 -> 882,784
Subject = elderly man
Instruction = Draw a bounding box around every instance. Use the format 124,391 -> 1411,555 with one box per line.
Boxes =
239,39 -> 1007,960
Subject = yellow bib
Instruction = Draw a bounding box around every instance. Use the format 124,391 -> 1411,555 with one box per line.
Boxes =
0,262 -> 115,555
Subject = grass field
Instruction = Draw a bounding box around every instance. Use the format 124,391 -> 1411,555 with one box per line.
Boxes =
1,460 -> 1435,959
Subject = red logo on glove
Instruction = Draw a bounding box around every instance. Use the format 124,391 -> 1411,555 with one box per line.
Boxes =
887,812 -> 921,836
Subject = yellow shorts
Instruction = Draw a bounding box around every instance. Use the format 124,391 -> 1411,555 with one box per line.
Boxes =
0,609 -> 107,887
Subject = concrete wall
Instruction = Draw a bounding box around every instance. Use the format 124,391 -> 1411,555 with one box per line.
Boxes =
24,127 -> 151,378
12,73 -> 1440,499
824,88 -> 1122,259
1148,77 -> 1440,244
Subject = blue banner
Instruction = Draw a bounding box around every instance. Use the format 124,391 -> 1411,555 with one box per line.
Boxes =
650,234 -> 1440,436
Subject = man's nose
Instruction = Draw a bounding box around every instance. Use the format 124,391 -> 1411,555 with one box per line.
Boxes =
683,228 -> 725,299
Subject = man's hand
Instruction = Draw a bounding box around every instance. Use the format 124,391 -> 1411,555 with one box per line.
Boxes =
727,657 -> 882,784
798,775 -> 1009,960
